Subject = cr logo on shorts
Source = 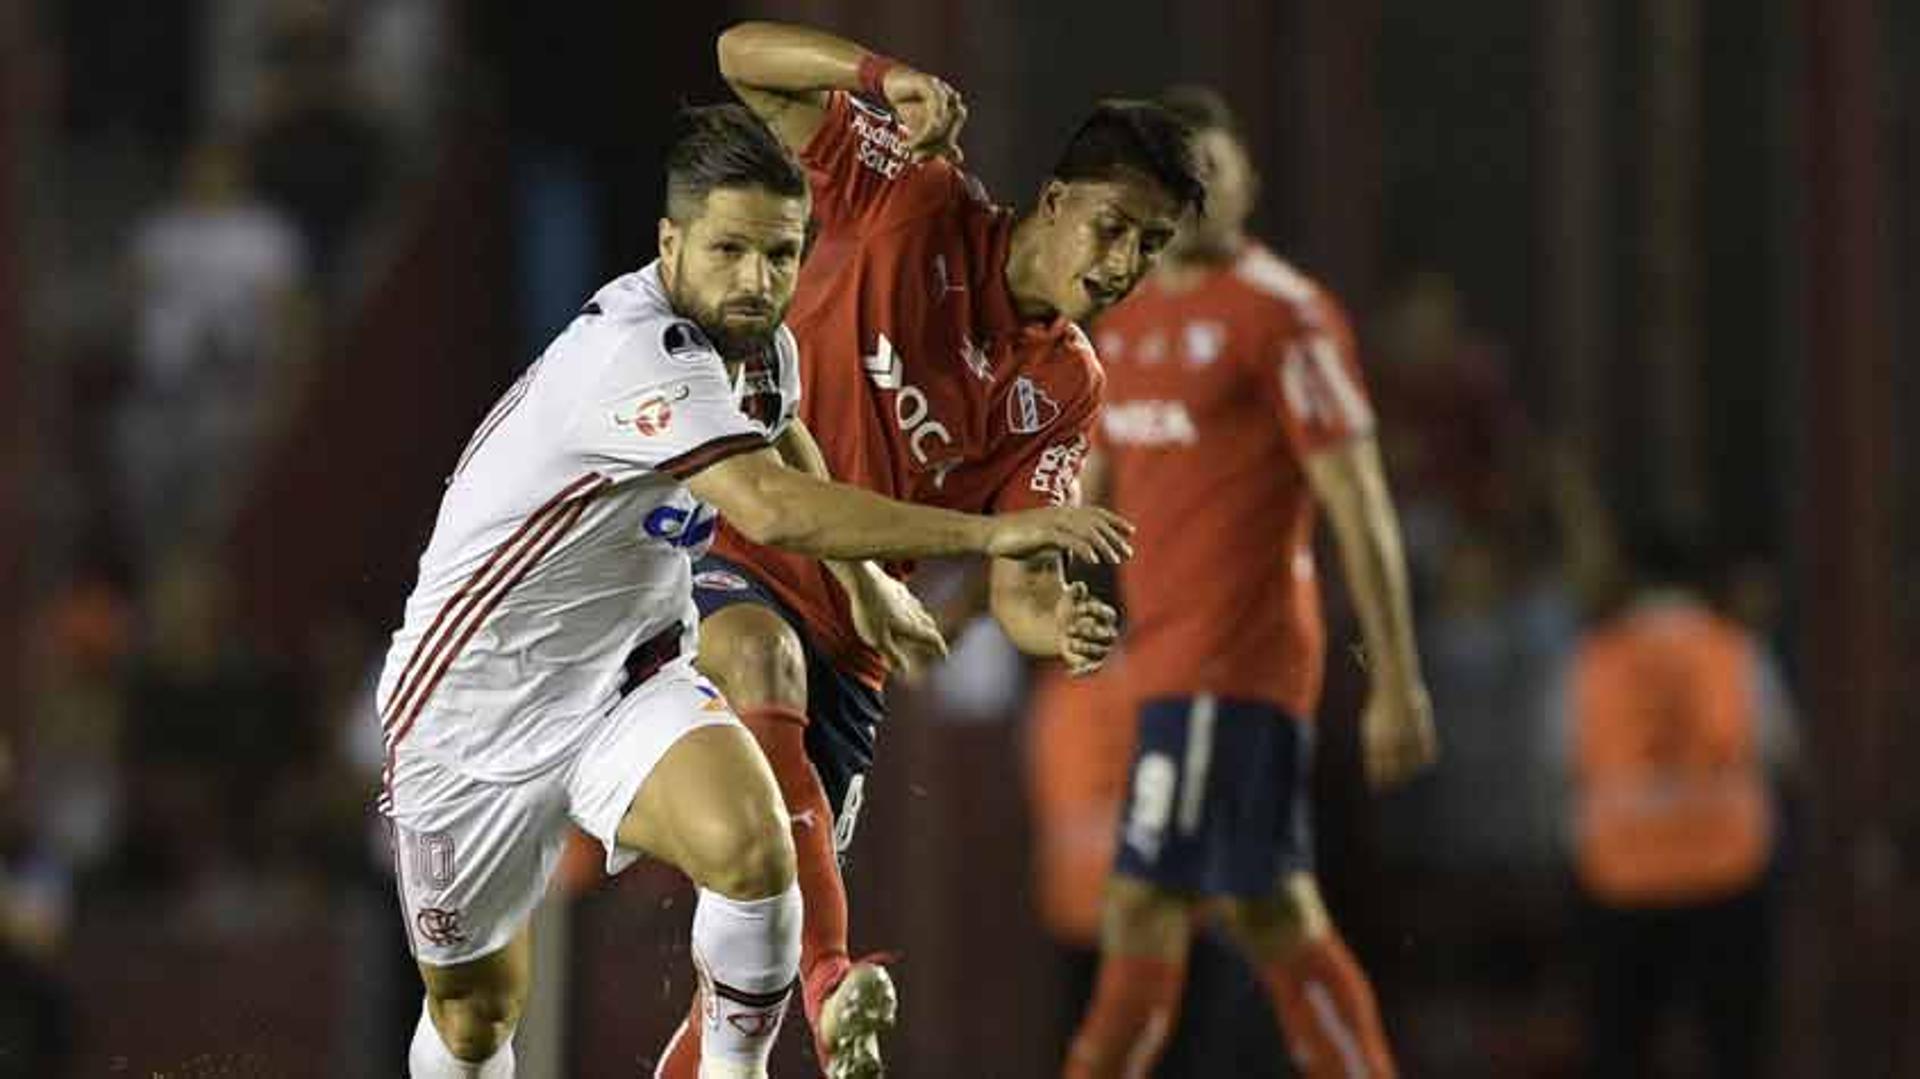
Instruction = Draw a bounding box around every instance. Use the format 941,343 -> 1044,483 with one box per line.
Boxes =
415,906 -> 470,947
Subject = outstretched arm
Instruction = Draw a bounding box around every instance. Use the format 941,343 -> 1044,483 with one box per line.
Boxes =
688,446 -> 1132,564
716,21 -> 966,160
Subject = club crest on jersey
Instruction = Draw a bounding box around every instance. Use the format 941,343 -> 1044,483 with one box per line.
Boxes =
662,321 -> 714,363
1183,321 -> 1226,366
1008,376 -> 1062,435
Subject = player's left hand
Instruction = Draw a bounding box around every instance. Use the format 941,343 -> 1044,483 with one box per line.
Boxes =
1361,681 -> 1437,789
1056,580 -> 1119,676
881,66 -> 968,163
847,568 -> 949,680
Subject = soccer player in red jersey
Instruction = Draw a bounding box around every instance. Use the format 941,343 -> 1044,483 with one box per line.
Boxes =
1062,88 -> 1437,1078
652,22 -> 1205,1078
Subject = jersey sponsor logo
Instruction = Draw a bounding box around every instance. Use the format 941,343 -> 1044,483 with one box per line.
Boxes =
848,106 -> 910,179
662,321 -> 714,362
1101,399 -> 1199,447
692,569 -> 752,593
644,503 -> 719,549
864,334 -> 958,470
1028,434 -> 1090,505
1007,376 -> 1063,435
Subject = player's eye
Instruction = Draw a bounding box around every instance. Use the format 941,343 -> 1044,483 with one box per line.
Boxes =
714,241 -> 746,257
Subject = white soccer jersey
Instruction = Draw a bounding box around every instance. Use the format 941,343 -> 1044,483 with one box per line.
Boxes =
375,263 -> 801,793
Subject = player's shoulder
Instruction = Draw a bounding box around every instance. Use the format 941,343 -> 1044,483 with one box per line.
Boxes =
1013,321 -> 1105,414
1229,244 -> 1349,328
582,267 -> 724,375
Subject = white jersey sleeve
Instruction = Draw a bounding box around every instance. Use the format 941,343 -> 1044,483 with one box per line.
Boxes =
566,317 -> 770,482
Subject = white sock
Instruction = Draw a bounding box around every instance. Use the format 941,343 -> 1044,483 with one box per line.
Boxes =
691,883 -> 801,1076
409,1000 -> 516,1078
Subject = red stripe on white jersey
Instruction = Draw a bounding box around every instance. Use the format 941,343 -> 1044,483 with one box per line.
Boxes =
379,478 -> 606,807
379,474 -> 602,730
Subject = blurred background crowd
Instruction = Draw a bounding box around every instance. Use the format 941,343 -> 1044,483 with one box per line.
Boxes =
0,1 -> 1914,1076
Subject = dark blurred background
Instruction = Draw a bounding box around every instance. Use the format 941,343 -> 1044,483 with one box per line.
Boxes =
1,0 -> 1914,1076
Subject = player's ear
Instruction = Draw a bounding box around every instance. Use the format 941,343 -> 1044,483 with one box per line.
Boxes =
1038,179 -> 1068,223
658,217 -> 681,263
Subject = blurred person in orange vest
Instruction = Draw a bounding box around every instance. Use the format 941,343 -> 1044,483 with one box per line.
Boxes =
1552,526 -> 1797,1079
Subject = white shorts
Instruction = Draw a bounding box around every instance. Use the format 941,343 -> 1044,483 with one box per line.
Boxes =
385,660 -> 738,966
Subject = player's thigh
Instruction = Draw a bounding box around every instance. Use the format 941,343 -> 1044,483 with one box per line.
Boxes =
590,669 -> 794,898
695,601 -> 810,710
387,751 -> 566,982
1217,872 -> 1334,960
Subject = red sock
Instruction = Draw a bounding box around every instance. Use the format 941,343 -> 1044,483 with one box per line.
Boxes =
740,707 -> 851,1036
1264,932 -> 1396,1079
1063,953 -> 1187,1079
654,705 -> 850,1075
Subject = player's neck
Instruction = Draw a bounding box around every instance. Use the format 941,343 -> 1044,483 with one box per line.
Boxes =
1005,214 -> 1062,321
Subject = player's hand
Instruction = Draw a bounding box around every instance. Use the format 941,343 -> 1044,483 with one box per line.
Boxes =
1361,681 -> 1438,789
882,66 -> 968,163
984,506 -> 1135,565
845,566 -> 948,679
1055,581 -> 1119,676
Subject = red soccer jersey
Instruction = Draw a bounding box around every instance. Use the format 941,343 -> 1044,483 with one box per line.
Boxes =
711,92 -> 1102,688
1093,243 -> 1374,717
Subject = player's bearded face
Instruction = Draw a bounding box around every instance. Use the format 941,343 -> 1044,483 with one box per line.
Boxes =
1040,173 -> 1184,323
661,186 -> 808,360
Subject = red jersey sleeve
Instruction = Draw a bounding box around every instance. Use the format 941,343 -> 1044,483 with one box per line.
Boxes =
798,91 -> 970,231
990,346 -> 1104,512
1263,292 -> 1376,458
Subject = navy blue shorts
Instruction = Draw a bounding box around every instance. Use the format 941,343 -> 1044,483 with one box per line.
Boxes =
1112,695 -> 1314,897
691,556 -> 885,856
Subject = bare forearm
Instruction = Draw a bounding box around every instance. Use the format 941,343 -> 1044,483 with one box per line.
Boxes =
717,21 -> 870,94
773,423 -> 869,593
751,470 -> 990,560
1318,463 -> 1422,686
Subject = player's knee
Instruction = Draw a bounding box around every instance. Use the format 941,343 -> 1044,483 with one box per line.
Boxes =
699,607 -> 808,708
682,809 -> 797,900
1220,874 -> 1330,961
1103,875 -> 1194,952
428,985 -> 523,1062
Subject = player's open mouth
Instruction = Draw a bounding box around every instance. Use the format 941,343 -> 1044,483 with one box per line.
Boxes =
1083,278 -> 1124,307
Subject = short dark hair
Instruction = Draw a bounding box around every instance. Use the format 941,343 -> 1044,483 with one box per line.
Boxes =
664,104 -> 808,223
1157,84 -> 1241,140
1051,100 -> 1205,215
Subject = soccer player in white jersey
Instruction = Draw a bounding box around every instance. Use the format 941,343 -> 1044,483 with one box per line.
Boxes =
381,105 -> 1134,1079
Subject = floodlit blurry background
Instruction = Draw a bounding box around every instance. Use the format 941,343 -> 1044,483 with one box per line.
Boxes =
0,1 -> 1914,1076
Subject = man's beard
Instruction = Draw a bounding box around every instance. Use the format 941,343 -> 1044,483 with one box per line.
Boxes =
668,260 -> 782,362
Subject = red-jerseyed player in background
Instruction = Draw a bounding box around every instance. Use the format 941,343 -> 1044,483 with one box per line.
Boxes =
652,22 -> 1205,1079
1063,87 -> 1438,1079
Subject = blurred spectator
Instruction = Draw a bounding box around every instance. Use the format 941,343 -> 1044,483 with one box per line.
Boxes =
245,2 -> 394,287
116,138 -> 311,565
1548,528 -> 1798,1078
0,736 -> 78,1079
1367,269 -> 1528,582
113,552 -> 316,930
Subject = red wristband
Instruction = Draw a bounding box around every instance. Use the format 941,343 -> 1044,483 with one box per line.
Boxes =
857,53 -> 900,99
